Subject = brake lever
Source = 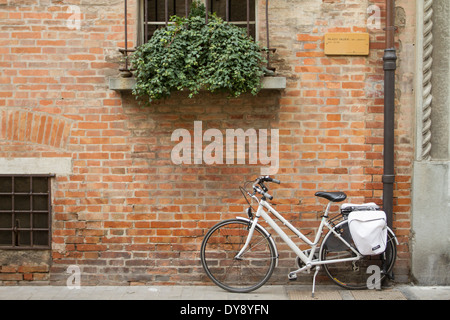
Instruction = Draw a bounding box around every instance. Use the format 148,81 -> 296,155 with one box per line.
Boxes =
254,186 -> 273,200
260,181 -> 268,192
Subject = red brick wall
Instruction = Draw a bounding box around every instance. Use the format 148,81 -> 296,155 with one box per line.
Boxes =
0,0 -> 412,285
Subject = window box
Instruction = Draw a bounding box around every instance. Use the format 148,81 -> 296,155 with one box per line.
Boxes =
109,76 -> 286,91
117,0 -> 283,94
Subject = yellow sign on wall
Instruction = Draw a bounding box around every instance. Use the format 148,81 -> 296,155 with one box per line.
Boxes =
324,33 -> 370,56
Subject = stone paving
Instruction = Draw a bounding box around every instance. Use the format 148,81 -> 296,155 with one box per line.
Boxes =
0,284 -> 448,300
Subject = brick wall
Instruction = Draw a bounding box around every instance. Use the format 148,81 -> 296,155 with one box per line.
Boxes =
0,0 -> 413,285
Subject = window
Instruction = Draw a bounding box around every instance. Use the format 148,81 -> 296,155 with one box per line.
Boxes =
0,175 -> 52,249
139,0 -> 256,44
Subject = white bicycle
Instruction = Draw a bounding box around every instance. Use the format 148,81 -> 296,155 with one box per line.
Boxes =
200,176 -> 398,296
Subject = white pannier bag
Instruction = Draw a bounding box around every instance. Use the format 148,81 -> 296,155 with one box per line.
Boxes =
348,210 -> 387,256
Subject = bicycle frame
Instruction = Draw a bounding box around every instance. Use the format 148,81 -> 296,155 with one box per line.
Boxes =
236,196 -> 362,270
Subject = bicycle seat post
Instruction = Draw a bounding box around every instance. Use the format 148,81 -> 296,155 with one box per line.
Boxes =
323,202 -> 332,217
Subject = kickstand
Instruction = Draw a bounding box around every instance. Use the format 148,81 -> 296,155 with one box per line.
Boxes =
311,266 -> 320,298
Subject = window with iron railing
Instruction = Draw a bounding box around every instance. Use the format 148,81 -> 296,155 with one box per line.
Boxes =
120,0 -> 275,78
137,0 -> 256,45
0,175 -> 52,249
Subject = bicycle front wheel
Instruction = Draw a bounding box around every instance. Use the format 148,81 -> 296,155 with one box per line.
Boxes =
200,219 -> 277,293
320,220 -> 397,290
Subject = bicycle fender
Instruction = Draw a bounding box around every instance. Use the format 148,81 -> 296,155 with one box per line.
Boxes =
387,227 -> 399,245
235,216 -> 279,267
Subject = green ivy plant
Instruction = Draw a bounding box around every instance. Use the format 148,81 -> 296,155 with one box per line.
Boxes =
131,1 -> 266,102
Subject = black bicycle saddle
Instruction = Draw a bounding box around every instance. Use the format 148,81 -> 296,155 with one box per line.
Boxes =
314,191 -> 347,202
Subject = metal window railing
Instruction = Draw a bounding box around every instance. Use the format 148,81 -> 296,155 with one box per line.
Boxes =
141,0 -> 256,41
119,0 -> 275,78
0,175 -> 53,249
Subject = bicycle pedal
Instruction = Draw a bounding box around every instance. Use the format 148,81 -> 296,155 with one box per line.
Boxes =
288,273 -> 297,281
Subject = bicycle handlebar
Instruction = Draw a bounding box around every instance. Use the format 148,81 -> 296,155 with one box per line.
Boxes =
252,176 -> 281,200
259,175 -> 280,184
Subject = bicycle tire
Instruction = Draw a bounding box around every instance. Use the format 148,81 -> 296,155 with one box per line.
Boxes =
320,220 -> 397,290
200,219 -> 277,293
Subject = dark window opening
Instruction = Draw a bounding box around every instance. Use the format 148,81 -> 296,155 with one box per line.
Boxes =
209,0 -> 256,38
141,0 -> 256,43
0,175 -> 52,249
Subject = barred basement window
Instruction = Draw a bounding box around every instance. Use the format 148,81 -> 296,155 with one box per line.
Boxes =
0,175 -> 52,249
138,0 -> 256,44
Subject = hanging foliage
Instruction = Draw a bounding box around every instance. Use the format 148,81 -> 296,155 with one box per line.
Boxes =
131,1 -> 266,102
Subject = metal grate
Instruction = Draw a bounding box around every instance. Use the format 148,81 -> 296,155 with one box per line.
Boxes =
142,0 -> 256,42
0,175 -> 53,249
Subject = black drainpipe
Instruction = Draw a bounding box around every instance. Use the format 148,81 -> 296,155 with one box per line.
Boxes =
383,0 -> 397,229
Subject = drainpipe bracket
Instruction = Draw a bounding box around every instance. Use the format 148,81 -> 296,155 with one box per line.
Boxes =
383,48 -> 398,71
382,174 -> 395,184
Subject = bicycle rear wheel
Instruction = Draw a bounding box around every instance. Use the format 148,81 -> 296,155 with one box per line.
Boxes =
320,220 -> 397,289
200,219 -> 277,293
